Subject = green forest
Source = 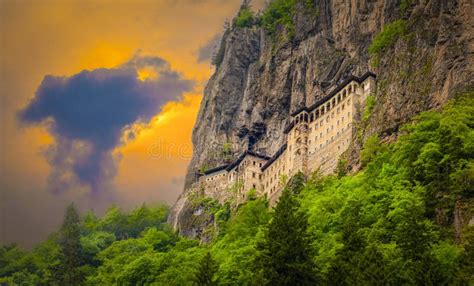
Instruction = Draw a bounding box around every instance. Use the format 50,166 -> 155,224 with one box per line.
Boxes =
1,93 -> 473,285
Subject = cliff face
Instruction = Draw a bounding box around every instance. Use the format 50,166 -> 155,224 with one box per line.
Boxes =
169,0 -> 474,236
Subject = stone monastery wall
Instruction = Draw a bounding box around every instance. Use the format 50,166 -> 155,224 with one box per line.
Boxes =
189,72 -> 376,205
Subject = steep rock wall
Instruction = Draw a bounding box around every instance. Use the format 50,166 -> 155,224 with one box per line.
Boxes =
169,0 -> 474,237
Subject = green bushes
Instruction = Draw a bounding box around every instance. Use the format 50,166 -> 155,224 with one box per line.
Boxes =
369,20 -> 407,55
298,92 -> 473,284
261,0 -> 297,39
260,0 -> 317,41
369,20 -> 407,66
233,6 -> 255,28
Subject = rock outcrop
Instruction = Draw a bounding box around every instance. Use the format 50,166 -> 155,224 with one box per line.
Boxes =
169,0 -> 474,238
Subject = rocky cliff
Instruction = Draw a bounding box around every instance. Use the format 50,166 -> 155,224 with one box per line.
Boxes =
169,0 -> 474,238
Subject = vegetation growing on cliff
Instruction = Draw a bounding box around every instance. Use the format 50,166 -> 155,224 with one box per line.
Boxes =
261,0 -> 297,39
233,1 -> 256,28
225,0 -> 320,43
369,20 -> 407,67
1,94 -> 473,284
362,95 -> 376,122
261,0 -> 316,41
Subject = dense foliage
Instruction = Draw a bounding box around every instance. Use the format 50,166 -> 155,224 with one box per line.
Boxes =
255,179 -> 317,285
1,94 -> 472,284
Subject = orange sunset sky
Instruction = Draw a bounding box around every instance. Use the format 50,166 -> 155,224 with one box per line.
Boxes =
0,0 -> 265,247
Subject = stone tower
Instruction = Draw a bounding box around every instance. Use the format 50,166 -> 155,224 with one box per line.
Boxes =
287,109 -> 309,177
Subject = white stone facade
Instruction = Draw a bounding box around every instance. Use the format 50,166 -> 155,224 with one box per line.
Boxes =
189,72 -> 376,205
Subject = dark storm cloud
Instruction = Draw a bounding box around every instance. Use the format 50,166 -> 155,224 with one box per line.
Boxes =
197,34 -> 221,63
18,55 -> 194,193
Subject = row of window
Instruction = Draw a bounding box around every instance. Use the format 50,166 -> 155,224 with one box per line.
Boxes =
311,110 -> 351,131
293,87 -> 355,125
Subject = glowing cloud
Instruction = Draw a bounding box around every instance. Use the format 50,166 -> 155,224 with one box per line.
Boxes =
18,55 -> 194,194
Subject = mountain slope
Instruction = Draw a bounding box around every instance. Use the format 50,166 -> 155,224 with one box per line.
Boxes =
169,0 -> 474,237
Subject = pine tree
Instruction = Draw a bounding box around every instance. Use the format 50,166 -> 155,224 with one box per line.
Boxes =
195,252 -> 218,286
59,203 -> 83,285
256,182 -> 317,285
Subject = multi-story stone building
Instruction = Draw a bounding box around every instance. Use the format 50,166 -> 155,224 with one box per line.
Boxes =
189,72 -> 376,204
